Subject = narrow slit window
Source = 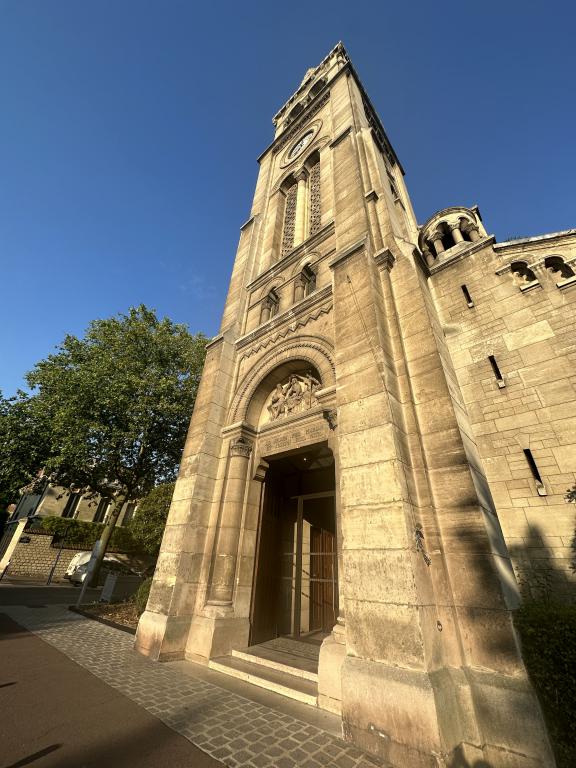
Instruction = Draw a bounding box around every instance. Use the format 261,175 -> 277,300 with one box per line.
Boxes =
523,449 -> 547,496
461,284 -> 474,308
488,355 -> 505,388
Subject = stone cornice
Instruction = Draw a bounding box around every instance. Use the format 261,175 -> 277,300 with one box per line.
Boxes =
428,237 -> 495,275
205,333 -> 224,350
245,220 -> 335,294
237,284 -> 333,352
494,228 -> 576,249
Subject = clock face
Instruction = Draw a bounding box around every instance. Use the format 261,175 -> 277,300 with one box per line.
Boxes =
289,131 -> 313,159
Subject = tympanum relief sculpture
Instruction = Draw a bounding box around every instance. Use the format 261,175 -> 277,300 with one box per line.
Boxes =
265,371 -> 321,422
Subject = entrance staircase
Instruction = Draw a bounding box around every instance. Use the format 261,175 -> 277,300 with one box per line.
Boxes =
209,636 -> 320,707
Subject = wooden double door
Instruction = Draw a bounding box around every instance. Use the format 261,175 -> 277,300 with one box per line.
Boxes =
251,483 -> 338,645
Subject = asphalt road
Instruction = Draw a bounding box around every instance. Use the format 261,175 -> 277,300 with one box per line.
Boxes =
0,583 -> 101,606
0,611 -> 222,768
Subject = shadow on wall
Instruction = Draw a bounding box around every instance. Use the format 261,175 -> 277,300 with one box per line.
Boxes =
508,522 -> 575,604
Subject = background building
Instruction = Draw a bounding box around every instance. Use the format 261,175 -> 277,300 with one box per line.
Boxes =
136,44 -> 571,766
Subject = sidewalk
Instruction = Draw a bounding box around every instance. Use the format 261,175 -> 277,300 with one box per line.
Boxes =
1,604 -> 382,768
0,612 -> 221,768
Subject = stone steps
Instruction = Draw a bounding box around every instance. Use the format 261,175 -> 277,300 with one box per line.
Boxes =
208,653 -> 318,706
231,645 -> 319,682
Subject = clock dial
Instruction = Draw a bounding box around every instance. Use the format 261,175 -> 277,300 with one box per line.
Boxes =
289,131 -> 313,159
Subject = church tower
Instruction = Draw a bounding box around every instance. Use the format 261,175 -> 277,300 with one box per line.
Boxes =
136,44 -> 554,767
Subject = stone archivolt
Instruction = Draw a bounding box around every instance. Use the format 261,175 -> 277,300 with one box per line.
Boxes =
229,335 -> 335,424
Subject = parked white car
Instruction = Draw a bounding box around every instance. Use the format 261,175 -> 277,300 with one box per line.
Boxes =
65,551 -> 137,585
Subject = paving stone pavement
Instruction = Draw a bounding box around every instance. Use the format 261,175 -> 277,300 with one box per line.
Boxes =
2,605 -> 384,768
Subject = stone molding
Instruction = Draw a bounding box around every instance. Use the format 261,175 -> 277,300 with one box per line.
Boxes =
329,126 -> 352,149
328,236 -> 367,270
239,214 -> 257,232
239,305 -> 333,361
373,248 -> 395,272
246,221 -> 335,294
428,236 -> 495,275
205,333 -> 224,351
238,284 -> 332,351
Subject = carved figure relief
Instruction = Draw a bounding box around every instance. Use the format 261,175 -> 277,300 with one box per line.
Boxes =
265,371 -> 321,422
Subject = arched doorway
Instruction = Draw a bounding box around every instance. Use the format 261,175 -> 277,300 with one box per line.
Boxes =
250,442 -> 338,646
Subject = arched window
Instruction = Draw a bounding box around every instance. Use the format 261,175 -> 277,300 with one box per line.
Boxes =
544,256 -> 575,280
308,78 -> 326,99
294,265 -> 316,302
510,261 -> 538,289
261,289 -> 280,323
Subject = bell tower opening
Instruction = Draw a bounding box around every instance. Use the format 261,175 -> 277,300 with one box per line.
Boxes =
250,443 -> 338,647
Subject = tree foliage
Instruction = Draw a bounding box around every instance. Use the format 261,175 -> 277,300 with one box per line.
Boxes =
27,306 -> 206,504
5,305 -> 206,581
0,391 -> 50,513
128,481 -> 175,555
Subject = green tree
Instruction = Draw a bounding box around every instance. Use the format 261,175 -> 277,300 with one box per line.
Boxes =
26,305 -> 206,584
129,481 -> 175,555
0,391 -> 51,516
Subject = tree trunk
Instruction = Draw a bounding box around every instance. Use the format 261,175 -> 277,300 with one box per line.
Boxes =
88,494 -> 127,587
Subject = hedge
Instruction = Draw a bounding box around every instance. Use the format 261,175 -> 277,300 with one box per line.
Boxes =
514,602 -> 576,768
33,516 -> 139,553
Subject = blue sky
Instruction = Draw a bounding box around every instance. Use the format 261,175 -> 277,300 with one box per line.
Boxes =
1,1 -> 574,396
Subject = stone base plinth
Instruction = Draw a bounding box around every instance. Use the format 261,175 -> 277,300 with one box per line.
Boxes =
341,657 -> 555,768
134,610 -> 191,661
185,614 -> 251,661
318,627 -> 346,715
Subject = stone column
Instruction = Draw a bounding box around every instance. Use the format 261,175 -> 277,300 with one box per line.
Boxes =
293,170 -> 308,247
431,232 -> 445,256
260,302 -> 271,324
207,437 -> 253,605
294,279 -> 305,302
422,247 -> 435,267
450,222 -> 464,244
462,222 -> 481,242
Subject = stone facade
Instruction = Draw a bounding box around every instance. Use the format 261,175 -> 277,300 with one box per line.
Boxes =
136,44 -> 568,766
8,482 -> 136,526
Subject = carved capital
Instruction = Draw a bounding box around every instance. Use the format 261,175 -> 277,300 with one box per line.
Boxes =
294,168 -> 308,183
322,409 -> 338,430
448,222 -> 461,231
230,438 -> 253,459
